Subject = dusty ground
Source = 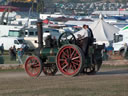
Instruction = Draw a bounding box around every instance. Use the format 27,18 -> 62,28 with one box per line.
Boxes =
0,66 -> 128,96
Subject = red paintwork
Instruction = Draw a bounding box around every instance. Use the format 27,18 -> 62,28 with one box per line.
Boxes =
42,19 -> 53,24
0,6 -> 19,12
57,45 -> 81,76
25,56 -> 41,77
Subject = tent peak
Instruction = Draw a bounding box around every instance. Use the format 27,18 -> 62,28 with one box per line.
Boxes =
99,13 -> 104,20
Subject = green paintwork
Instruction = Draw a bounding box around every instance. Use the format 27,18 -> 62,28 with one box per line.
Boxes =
122,26 -> 128,31
40,47 -> 59,63
47,56 -> 56,63
39,44 -> 104,68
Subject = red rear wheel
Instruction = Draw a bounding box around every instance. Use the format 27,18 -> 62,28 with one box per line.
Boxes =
42,64 -> 58,76
25,56 -> 42,77
56,44 -> 85,76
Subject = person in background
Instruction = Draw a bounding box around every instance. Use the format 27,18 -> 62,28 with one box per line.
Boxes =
12,45 -> 16,61
76,34 -> 83,47
52,36 -> 57,47
0,43 -> 4,55
9,47 -> 13,60
45,35 -> 53,47
17,48 -> 24,64
86,25 -> 94,45
21,43 -> 28,52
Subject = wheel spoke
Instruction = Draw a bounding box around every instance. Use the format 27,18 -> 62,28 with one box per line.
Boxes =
72,59 -> 80,63
62,64 -> 68,70
33,63 -> 40,67
72,60 -> 79,66
61,54 -> 67,59
67,48 -> 70,58
32,58 -> 36,64
69,63 -> 75,71
70,50 -> 75,58
72,63 -> 77,70
35,67 -> 39,73
71,56 -> 80,60
62,51 -> 68,58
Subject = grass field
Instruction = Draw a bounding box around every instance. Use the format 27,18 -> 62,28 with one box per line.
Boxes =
0,54 -> 28,64
0,65 -> 128,96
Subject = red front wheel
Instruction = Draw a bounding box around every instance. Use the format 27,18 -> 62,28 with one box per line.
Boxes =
25,56 -> 42,77
56,44 -> 85,76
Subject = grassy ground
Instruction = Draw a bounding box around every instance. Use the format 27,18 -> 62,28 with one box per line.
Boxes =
0,54 -> 28,64
0,68 -> 24,72
0,66 -> 128,96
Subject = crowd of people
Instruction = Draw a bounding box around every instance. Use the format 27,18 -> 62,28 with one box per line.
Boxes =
0,43 -> 25,64
9,45 -> 24,64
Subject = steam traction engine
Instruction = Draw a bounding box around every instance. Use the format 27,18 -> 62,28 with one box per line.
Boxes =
24,21 -> 104,77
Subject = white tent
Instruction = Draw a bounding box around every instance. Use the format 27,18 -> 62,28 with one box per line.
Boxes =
74,16 -> 119,46
90,17 -> 119,41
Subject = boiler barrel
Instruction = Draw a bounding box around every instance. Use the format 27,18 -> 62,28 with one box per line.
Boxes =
40,48 -> 58,57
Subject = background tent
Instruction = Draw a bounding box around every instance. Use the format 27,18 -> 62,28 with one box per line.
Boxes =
90,18 -> 119,41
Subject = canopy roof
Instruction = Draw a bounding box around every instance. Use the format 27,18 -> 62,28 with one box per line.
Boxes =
89,18 -> 119,42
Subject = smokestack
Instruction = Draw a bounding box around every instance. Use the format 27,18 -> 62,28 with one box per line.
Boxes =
37,21 -> 43,48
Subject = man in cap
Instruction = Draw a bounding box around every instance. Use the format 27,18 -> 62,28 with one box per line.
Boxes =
77,24 -> 93,56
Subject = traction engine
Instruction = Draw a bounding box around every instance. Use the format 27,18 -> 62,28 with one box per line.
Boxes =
24,21 -> 104,77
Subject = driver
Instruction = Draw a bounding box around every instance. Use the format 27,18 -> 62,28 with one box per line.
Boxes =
77,24 -> 93,56
45,35 -> 53,47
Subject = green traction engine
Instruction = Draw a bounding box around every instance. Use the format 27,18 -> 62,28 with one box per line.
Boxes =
24,21 -> 104,77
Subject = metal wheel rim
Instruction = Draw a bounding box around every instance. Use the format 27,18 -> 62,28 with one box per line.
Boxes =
57,45 -> 83,76
25,56 -> 42,77
58,32 -> 76,47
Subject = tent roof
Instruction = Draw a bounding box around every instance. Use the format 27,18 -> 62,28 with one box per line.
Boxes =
89,18 -> 119,41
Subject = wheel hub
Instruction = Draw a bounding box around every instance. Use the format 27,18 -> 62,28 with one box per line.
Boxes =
66,58 -> 71,64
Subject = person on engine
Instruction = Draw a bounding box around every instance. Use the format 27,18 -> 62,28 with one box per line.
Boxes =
77,24 -> 93,56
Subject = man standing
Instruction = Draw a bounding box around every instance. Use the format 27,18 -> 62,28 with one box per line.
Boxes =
86,25 -> 94,45
12,45 -> 16,61
0,43 -> 4,55
77,24 -> 92,56
17,48 -> 24,64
